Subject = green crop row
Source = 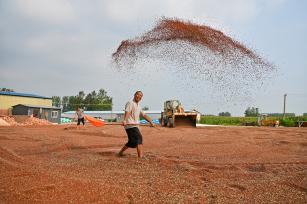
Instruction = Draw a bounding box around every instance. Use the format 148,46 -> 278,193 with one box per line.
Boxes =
279,116 -> 307,127
199,116 -> 307,127
199,116 -> 257,126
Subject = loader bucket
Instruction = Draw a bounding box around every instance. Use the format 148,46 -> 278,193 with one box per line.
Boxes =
174,115 -> 197,127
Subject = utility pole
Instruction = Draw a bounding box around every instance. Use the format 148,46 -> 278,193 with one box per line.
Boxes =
283,93 -> 287,119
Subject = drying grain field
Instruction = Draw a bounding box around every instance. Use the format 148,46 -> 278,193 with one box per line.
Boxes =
0,124 -> 306,203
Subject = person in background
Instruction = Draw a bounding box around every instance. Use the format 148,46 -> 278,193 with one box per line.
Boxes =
75,107 -> 85,127
118,91 -> 154,159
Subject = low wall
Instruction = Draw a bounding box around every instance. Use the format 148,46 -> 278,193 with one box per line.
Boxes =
0,109 -> 12,116
13,115 -> 30,123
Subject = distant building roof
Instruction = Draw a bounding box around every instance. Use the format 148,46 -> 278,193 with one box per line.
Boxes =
12,104 -> 61,109
0,91 -> 51,99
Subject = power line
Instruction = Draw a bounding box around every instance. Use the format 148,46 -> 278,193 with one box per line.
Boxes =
286,93 -> 307,96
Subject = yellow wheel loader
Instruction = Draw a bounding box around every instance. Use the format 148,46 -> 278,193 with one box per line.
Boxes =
257,114 -> 279,127
161,100 -> 198,128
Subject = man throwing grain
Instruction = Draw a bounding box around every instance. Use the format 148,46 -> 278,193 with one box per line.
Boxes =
118,91 -> 154,158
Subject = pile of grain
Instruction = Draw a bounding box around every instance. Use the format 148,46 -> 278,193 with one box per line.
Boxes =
0,116 -> 52,126
0,116 -> 19,126
21,117 -> 52,126
0,118 -> 10,126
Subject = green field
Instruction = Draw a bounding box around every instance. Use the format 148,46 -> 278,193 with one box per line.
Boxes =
199,116 -> 307,127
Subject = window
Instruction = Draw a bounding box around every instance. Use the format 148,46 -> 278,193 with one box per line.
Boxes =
51,111 -> 58,118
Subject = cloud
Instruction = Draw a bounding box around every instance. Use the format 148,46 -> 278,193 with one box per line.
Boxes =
2,0 -> 288,27
101,0 -> 287,26
0,0 -> 289,71
9,0 -> 76,24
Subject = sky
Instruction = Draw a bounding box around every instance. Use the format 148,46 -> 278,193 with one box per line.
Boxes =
0,0 -> 306,116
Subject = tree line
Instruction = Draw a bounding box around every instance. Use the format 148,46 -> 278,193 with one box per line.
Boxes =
52,89 -> 112,112
1,88 -> 15,92
218,107 -> 298,117
2,88 -> 305,116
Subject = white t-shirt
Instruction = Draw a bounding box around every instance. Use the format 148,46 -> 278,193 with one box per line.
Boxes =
124,100 -> 145,129
76,109 -> 84,119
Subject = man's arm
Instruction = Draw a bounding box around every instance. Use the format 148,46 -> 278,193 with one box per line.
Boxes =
142,114 -> 154,127
74,112 -> 78,121
123,101 -> 132,126
122,111 -> 130,126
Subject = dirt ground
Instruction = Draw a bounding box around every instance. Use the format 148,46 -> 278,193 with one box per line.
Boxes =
0,124 -> 306,203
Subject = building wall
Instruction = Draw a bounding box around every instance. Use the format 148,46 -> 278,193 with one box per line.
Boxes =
0,109 -> 10,115
12,106 -> 29,115
0,95 -> 52,109
48,109 -> 61,124
12,105 -> 61,124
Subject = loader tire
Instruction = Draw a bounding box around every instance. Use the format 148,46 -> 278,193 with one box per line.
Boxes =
168,118 -> 174,128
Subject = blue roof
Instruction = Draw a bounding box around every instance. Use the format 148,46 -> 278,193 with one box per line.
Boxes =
0,91 -> 51,99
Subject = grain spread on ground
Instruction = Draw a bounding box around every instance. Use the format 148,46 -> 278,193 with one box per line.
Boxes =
0,125 -> 306,203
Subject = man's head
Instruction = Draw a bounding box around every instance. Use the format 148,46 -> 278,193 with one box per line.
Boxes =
133,91 -> 143,103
